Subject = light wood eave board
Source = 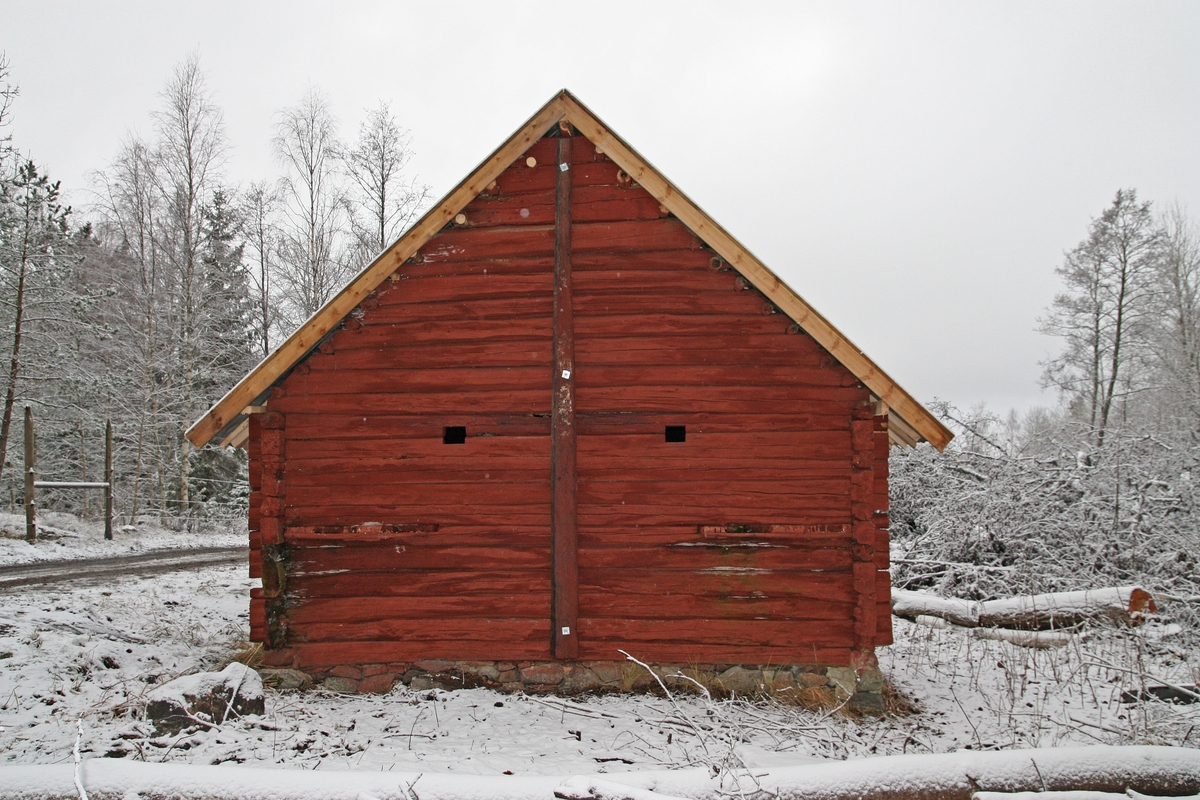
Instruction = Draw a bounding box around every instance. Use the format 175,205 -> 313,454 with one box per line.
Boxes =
185,96 -> 569,447
558,92 -> 952,451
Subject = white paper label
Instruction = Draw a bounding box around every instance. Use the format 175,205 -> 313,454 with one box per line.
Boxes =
562,369 -> 571,379
561,626 -> 571,635
559,162 -> 569,172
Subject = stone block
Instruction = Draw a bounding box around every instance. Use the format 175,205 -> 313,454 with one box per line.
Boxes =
849,691 -> 885,716
825,667 -> 857,696
362,663 -> 390,677
322,676 -> 358,693
146,663 -> 265,734
558,666 -> 601,695
796,671 -> 828,688
413,660 -> 455,673
856,666 -> 886,694
589,662 -> 624,686
259,668 -> 312,691
498,670 -> 518,683
330,665 -> 363,680
458,663 -> 500,682
519,663 -> 564,686
358,673 -> 397,694
767,670 -> 796,692
717,666 -> 763,696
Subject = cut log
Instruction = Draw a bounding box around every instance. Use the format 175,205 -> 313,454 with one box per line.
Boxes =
892,588 -> 979,628
893,587 -> 1156,631
974,793 -> 1198,800
976,587 -> 1156,630
555,775 -> 691,800
975,628 -> 1072,649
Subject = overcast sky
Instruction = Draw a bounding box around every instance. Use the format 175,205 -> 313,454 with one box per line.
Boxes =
3,1 -> 1198,416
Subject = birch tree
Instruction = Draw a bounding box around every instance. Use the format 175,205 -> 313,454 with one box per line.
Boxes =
241,181 -> 278,358
274,87 -> 347,326
1149,204 -> 1200,436
152,53 -> 226,512
344,101 -> 429,267
1040,190 -> 1161,449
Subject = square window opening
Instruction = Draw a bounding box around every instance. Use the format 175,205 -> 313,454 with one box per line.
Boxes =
665,425 -> 686,443
443,426 -> 467,444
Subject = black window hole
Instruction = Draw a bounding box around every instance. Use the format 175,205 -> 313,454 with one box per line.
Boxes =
665,425 -> 686,443
443,426 -> 466,444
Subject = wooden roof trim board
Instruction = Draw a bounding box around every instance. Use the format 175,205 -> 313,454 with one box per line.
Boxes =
187,89 -> 952,451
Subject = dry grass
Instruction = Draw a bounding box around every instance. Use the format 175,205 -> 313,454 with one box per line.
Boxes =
223,640 -> 263,670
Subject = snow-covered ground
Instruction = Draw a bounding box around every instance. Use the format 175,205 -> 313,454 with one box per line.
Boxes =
0,511 -> 245,567
0,543 -> 1195,779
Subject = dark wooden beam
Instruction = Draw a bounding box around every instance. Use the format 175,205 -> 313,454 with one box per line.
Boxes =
551,136 -> 579,659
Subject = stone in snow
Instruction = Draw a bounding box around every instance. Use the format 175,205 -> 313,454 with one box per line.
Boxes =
144,662 -> 264,734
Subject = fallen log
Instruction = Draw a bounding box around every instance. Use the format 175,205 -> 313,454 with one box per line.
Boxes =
2,744 -> 1197,800
977,587 -> 1156,630
974,792 -> 1200,800
975,628 -> 1072,649
1119,683 -> 1200,705
892,589 -> 980,628
893,587 -> 1156,632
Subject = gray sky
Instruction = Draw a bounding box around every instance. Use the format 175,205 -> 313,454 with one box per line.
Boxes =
3,1 -> 1198,416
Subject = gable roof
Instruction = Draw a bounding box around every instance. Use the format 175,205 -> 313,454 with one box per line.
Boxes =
187,90 -> 952,451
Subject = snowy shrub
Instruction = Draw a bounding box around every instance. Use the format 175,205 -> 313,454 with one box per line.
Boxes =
889,404 -> 1200,641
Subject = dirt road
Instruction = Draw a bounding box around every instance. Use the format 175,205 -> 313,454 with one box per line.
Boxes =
0,547 -> 248,589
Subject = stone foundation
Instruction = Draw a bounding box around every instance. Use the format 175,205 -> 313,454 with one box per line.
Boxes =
259,653 -> 887,715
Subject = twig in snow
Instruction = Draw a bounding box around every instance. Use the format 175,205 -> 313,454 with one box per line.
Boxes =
1030,757 -> 1047,791
220,667 -> 246,725
73,719 -> 89,800
667,671 -> 712,700
620,650 -> 710,757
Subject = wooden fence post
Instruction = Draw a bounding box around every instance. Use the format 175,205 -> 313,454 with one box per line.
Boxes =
23,406 -> 35,543
104,419 -> 113,540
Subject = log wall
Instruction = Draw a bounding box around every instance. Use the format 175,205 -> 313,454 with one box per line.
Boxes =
247,133 -> 892,671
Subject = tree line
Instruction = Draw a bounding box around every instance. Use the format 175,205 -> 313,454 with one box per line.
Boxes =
891,190 -> 1200,633
0,53 -> 428,526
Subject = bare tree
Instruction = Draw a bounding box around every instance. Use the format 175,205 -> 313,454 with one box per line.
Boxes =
273,86 -> 347,325
241,181 -> 279,358
92,136 -> 169,519
0,53 -> 17,169
1149,204 -> 1200,436
344,101 -> 429,267
1040,189 -> 1161,449
153,52 -> 227,513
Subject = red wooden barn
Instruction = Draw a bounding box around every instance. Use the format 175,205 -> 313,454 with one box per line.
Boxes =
188,91 -> 951,704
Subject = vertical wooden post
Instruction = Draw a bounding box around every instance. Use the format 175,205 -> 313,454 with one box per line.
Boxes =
551,135 -> 579,659
104,419 -> 113,540
23,406 -> 35,543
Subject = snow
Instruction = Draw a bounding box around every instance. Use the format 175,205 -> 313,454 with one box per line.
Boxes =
0,515 -> 1196,798
1,746 -> 1198,800
146,662 -> 263,712
0,511 -> 244,568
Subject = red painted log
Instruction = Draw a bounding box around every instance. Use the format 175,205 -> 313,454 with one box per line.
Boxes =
289,569 -> 552,599
292,617 -> 549,644
575,618 -> 855,649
